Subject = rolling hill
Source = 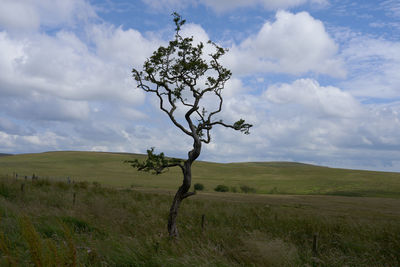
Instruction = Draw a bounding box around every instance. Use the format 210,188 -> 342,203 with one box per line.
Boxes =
0,151 -> 399,198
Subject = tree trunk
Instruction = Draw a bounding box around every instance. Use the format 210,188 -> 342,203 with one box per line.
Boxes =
167,139 -> 200,237
167,162 -> 192,237
168,187 -> 184,237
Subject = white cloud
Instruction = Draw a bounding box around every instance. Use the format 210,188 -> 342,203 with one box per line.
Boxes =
339,36 -> 400,99
381,0 -> 400,18
224,11 -> 345,77
0,0 -> 97,32
89,24 -> 162,68
200,78 -> 400,171
141,0 -> 328,12
264,79 -> 362,118
204,0 -> 328,12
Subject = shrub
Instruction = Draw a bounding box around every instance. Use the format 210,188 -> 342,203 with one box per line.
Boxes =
240,185 -> 256,193
54,181 -> 70,190
269,187 -> 278,194
230,186 -> 238,193
73,181 -> 89,190
33,179 -> 51,187
214,185 -> 229,192
0,182 -> 11,198
92,181 -> 101,188
194,183 -> 204,191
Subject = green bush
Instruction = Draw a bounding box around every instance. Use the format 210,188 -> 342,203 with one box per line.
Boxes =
33,179 -> 51,187
73,181 -> 89,190
54,181 -> 71,190
194,183 -> 204,191
214,185 -> 229,192
240,185 -> 256,193
0,182 -> 11,198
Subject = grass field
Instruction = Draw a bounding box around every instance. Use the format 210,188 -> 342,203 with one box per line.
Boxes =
0,176 -> 399,266
0,151 -> 400,198
1,151 -> 400,265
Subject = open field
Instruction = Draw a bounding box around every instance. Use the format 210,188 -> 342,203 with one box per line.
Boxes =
0,151 -> 400,197
1,151 -> 400,265
0,176 -> 399,266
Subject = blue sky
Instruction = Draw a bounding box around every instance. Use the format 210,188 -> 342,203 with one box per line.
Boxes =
0,0 -> 400,171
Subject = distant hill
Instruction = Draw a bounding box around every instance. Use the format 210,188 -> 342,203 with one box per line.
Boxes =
0,151 -> 399,198
0,153 -> 12,157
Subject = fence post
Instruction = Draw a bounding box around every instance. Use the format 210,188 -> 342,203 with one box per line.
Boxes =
201,214 -> 205,232
20,183 -> 25,193
312,233 -> 318,256
73,192 -> 76,206
312,233 -> 318,267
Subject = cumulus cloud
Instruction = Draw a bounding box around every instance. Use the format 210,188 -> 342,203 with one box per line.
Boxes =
224,11 -> 345,77
0,0 -> 97,33
264,79 -> 362,118
141,0 -> 328,12
201,78 -> 400,171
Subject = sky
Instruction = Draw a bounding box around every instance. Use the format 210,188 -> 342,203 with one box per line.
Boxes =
0,0 -> 400,172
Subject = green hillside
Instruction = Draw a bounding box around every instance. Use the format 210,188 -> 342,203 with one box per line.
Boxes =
0,151 -> 399,198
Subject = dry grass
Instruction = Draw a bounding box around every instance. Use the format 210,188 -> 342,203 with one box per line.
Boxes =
0,176 -> 399,266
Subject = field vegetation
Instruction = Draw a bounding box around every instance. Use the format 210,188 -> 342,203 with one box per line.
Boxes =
0,175 -> 399,266
1,151 -> 400,198
0,151 -> 400,265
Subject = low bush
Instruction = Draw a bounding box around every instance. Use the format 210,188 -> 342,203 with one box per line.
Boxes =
194,183 -> 204,191
54,181 -> 71,190
214,184 -> 229,192
33,179 -> 51,187
73,181 -> 89,190
240,185 -> 256,193
0,182 -> 11,198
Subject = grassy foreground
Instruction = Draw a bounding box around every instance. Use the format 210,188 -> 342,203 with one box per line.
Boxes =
0,176 -> 399,266
1,151 -> 400,198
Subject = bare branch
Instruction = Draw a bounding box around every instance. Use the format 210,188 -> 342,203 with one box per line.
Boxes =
182,191 -> 196,199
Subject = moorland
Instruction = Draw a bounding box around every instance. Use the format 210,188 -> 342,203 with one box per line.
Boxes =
0,151 -> 399,266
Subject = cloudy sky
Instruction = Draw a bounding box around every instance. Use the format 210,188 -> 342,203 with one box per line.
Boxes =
0,0 -> 400,171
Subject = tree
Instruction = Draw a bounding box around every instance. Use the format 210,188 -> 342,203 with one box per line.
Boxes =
127,13 -> 252,237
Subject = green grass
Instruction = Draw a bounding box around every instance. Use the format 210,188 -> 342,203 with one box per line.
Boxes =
1,151 -> 400,198
0,176 -> 399,266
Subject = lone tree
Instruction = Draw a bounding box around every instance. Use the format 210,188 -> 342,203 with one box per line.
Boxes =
128,13 -> 252,237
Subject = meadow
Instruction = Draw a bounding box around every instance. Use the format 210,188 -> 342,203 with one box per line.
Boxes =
0,151 -> 399,266
1,151 -> 400,198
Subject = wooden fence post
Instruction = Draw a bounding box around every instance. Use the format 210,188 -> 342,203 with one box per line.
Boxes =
201,214 -> 205,232
312,233 -> 318,256
73,192 -> 76,206
20,183 -> 25,193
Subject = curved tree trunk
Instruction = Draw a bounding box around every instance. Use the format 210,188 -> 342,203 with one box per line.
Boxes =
167,140 -> 200,237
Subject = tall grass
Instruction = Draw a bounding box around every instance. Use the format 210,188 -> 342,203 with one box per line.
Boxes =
0,175 -> 399,266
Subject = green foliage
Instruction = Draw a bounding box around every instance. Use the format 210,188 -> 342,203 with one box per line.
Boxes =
125,148 -> 182,175
32,179 -> 51,187
214,184 -> 229,192
131,13 -> 252,180
0,182 -> 11,199
194,183 -> 204,191
233,119 -> 252,135
73,181 -> 89,189
54,181 -> 71,190
240,185 -> 256,193
61,216 -> 96,234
